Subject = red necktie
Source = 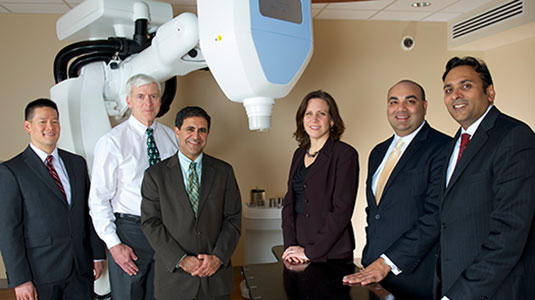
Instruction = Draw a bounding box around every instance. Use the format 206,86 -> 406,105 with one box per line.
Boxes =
46,155 -> 67,201
456,133 -> 471,164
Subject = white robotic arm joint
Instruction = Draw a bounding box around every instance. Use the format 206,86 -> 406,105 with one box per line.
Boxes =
52,0 -> 312,164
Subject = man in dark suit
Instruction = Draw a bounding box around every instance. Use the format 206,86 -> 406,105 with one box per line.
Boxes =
0,98 -> 106,300
437,57 -> 535,299
141,106 -> 241,300
343,80 -> 451,299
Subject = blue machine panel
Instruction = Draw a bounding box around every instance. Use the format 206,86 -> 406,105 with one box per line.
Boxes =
250,0 -> 313,85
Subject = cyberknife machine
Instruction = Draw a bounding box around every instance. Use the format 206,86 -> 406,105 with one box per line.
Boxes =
51,0 -> 313,167
198,0 -> 313,131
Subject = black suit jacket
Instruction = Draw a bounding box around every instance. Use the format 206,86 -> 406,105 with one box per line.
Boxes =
439,107 -> 535,299
0,146 -> 105,288
141,153 -> 242,300
362,122 -> 451,299
282,139 -> 359,262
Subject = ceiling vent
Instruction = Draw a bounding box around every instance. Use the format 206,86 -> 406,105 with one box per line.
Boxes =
448,0 -> 535,50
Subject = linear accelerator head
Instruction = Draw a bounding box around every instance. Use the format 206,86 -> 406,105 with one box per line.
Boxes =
198,0 -> 313,131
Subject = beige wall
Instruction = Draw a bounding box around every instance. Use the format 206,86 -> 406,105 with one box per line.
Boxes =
1,14 -> 534,278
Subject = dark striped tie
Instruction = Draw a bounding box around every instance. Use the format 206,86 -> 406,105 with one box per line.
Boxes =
46,155 -> 67,201
146,128 -> 161,166
187,162 -> 200,216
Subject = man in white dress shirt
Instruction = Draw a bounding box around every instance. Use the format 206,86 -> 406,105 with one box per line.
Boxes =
89,74 -> 178,300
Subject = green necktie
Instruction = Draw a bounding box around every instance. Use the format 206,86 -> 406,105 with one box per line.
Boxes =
146,128 -> 161,166
187,162 -> 200,216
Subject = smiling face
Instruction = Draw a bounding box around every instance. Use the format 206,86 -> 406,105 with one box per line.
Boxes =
175,116 -> 209,161
386,82 -> 427,137
127,83 -> 162,127
303,98 -> 334,143
443,65 -> 495,129
24,106 -> 60,154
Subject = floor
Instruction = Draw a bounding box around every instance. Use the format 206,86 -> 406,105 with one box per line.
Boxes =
0,268 -> 246,300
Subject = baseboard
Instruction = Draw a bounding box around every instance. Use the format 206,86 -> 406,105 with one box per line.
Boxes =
0,278 -> 8,289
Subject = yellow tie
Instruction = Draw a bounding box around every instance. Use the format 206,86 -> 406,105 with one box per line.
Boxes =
375,139 -> 405,204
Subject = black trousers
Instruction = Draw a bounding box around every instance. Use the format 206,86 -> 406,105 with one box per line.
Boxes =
35,266 -> 93,300
108,217 -> 155,300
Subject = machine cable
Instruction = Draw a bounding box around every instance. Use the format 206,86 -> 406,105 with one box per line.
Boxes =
53,17 -> 177,117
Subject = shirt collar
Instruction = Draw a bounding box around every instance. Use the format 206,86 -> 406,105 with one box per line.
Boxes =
393,120 -> 426,149
128,115 -> 157,135
461,105 -> 493,136
29,143 -> 59,163
178,150 -> 203,168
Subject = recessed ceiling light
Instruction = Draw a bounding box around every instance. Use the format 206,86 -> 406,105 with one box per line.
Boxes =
411,2 -> 432,8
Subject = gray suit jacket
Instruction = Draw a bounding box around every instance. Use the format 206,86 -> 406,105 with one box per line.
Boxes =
439,107 -> 535,299
141,153 -> 241,300
0,146 -> 105,288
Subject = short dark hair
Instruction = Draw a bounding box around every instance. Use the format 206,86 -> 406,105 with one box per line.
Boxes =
25,98 -> 59,121
442,56 -> 493,91
175,106 -> 211,130
293,90 -> 345,149
390,79 -> 426,101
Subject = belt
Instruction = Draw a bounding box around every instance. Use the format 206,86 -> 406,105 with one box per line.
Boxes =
114,213 -> 141,223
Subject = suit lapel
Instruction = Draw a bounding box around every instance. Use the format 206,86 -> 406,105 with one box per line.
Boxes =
23,146 -> 68,204
444,107 -> 499,196
197,156 -> 215,217
289,149 -> 305,181
441,130 -> 459,196
59,150 -> 75,208
305,138 -> 334,182
367,137 -> 392,206
382,123 -> 430,199
369,123 -> 430,206
166,155 -> 196,219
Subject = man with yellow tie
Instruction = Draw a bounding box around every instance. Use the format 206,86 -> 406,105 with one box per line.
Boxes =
343,80 -> 450,299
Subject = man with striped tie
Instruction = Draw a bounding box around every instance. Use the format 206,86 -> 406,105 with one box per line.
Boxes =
0,98 -> 105,300
141,106 -> 242,300
436,57 -> 535,300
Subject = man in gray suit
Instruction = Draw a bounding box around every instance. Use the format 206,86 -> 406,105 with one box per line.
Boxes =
141,106 -> 242,300
0,98 -> 105,300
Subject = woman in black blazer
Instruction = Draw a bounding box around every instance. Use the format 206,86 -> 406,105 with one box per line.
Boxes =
282,90 -> 359,264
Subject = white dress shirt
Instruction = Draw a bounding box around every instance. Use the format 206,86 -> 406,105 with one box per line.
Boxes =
30,143 -> 71,204
446,105 -> 493,187
88,116 -> 178,249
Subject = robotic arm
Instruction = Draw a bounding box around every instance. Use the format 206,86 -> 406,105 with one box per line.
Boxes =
52,0 -> 313,166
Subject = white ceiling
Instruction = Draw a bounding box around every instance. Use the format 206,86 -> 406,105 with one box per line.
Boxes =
0,0 -> 496,22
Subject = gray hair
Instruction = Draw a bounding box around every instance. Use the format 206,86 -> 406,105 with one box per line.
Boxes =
126,74 -> 162,97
